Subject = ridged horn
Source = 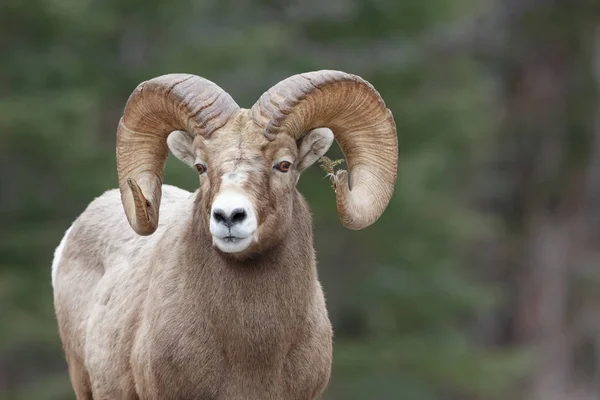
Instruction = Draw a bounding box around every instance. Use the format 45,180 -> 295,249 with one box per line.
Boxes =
251,70 -> 398,230
116,74 -> 239,235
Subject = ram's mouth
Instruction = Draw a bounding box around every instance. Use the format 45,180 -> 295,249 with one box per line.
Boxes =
212,234 -> 254,253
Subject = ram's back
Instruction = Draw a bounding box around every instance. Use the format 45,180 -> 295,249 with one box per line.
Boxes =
52,185 -> 194,394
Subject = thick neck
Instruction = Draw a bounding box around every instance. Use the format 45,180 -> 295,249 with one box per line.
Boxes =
173,191 -> 318,368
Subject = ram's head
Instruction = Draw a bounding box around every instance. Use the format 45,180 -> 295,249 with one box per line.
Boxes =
116,71 -> 398,255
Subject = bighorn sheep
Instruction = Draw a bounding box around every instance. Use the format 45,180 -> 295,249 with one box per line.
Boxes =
52,70 -> 398,399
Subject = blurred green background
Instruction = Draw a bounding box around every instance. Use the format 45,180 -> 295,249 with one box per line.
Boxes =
3,0 -> 600,399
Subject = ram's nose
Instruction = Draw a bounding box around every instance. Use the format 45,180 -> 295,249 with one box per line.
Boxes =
212,208 -> 247,228
210,191 -> 257,233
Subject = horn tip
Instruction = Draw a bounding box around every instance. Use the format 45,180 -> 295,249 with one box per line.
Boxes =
124,177 -> 158,236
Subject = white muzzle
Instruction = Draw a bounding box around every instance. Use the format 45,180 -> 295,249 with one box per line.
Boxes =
210,190 -> 257,253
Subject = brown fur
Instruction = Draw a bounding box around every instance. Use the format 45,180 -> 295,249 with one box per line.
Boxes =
53,112 -> 333,399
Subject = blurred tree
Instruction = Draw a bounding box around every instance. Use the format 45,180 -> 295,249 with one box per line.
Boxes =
470,1 -> 600,399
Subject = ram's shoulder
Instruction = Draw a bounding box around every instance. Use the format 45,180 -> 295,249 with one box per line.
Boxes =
56,185 -> 193,255
161,185 -> 194,204
85,185 -> 192,210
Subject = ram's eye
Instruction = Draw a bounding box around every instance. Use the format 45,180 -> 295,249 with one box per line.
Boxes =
195,163 -> 207,174
274,161 -> 292,173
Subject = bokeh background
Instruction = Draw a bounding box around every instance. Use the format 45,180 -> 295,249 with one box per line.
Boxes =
3,0 -> 600,399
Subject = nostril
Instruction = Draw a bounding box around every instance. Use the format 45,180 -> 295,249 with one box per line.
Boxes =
212,208 -> 246,226
213,209 -> 227,223
231,209 -> 247,224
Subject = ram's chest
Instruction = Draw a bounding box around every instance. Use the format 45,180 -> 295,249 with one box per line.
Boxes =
129,299 -> 332,400
128,283 -> 300,399
125,256 -> 330,399
130,309 -> 226,399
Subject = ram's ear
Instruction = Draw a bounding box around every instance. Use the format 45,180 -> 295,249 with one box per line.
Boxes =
296,128 -> 334,172
167,130 -> 195,167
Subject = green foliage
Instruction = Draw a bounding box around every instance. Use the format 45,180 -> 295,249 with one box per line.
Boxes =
318,156 -> 345,188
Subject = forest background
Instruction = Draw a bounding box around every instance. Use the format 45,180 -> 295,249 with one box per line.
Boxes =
2,0 -> 600,399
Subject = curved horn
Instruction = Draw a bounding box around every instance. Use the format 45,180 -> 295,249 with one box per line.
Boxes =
116,74 -> 239,235
251,70 -> 398,230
